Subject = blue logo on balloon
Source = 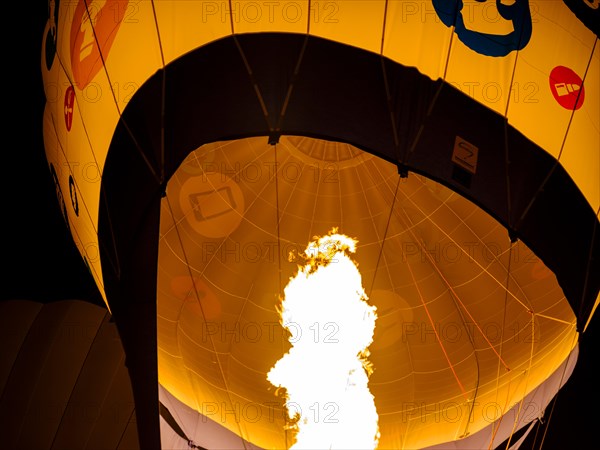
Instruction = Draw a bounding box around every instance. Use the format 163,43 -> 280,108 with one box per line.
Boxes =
432,0 -> 533,57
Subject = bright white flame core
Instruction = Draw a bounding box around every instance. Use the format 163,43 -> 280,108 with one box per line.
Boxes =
268,230 -> 380,449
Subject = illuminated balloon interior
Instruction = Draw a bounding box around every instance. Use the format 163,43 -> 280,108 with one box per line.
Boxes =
157,136 -> 577,449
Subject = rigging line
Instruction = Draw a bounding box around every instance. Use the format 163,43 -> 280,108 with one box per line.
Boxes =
394,181 -> 476,401
365,157 -> 406,287
410,229 -> 511,371
379,0 -> 403,167
164,200 -> 214,418
270,0 -> 313,135
272,142 -> 288,450
164,195 -> 249,450
405,82 -> 444,165
52,312 -> 108,450
2,306 -> 83,447
454,286 -> 485,437
273,143 -> 283,311
368,177 -> 401,299
503,50 -> 515,234
49,13 -> 113,251
336,145 -> 344,235
306,154 -> 324,243
441,1 -> 459,81
503,56 -> 519,119
397,206 -> 484,436
0,304 -> 41,411
403,254 -> 470,401
150,0 -> 166,68
503,122 -> 515,234
516,39 -> 597,230
50,55 -> 102,192
99,180 -> 122,281
165,147 -> 278,285
277,35 -> 309,134
52,47 -> 104,178
275,139 -> 313,239
401,191 -> 533,312
232,36 -> 272,131
51,23 -> 127,284
535,314 -> 575,326
66,316 -> 122,419
503,314 -> 537,450
114,407 -> 137,450
159,401 -> 208,450
533,331 -> 579,450
534,400 -> 554,450
150,0 -> 166,183
459,316 -> 482,438
228,0 -> 235,35
83,0 -> 161,183
83,346 -> 127,449
529,416 -> 544,450
535,407 -> 554,449
556,38 -> 596,163
8,307 -> 68,443
380,55 -> 401,162
55,4 -> 158,287
161,351 -> 262,398
350,158 -> 395,292
164,176 -> 291,308
488,242 -> 515,450
503,4 -> 529,120
579,210 -> 598,331
47,55 -> 122,281
159,377 -> 200,446
163,142 -> 272,238
48,112 -> 118,287
380,0 -> 389,56
306,0 -> 311,34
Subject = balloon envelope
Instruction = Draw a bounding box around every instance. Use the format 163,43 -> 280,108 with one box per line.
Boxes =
40,1 -> 598,448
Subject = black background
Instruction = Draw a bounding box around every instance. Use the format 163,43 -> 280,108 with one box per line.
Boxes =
2,3 -> 597,449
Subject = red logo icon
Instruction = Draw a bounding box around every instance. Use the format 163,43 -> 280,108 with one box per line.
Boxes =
64,86 -> 75,131
70,0 -> 129,89
549,66 -> 585,110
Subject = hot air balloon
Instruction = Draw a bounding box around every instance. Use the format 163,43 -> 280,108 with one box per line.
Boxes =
40,1 -> 599,449
0,299 -> 139,449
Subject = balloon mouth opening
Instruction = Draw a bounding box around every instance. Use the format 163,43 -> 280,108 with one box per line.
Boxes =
156,135 -> 577,450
